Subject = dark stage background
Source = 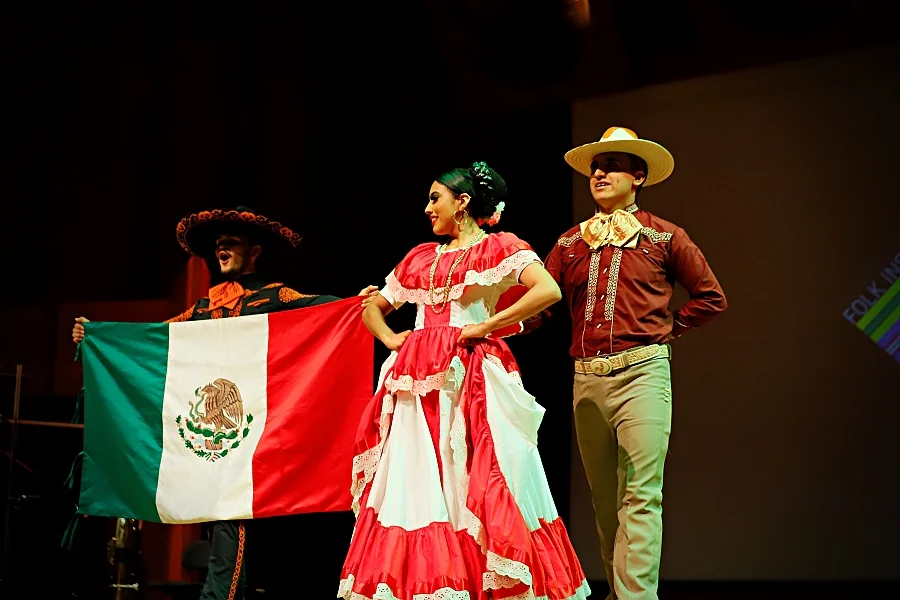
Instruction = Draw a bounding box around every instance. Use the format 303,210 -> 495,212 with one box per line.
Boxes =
2,1 -> 899,598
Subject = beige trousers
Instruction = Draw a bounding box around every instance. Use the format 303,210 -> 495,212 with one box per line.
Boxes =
573,357 -> 672,600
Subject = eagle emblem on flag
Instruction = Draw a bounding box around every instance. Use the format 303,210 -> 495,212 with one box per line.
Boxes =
175,378 -> 254,462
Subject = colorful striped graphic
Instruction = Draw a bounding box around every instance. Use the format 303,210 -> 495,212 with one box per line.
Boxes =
856,278 -> 900,363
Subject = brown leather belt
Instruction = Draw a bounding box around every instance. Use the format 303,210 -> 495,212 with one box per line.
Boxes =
574,344 -> 671,376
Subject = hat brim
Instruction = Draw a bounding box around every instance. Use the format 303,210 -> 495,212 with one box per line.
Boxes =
564,138 -> 674,186
175,209 -> 302,257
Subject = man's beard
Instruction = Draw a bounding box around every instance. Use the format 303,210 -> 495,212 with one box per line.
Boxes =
220,262 -> 242,281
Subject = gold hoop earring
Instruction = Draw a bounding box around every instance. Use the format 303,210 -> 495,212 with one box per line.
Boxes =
453,209 -> 468,226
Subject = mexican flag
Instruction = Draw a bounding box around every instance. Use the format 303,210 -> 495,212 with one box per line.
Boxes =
77,297 -> 372,524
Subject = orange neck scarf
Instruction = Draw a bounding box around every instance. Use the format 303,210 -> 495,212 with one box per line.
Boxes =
208,281 -> 245,310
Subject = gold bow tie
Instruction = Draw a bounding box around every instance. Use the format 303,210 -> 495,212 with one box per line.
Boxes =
581,209 -> 643,250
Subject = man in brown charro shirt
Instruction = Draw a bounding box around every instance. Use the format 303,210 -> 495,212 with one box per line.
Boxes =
72,205 -> 377,600
543,128 -> 727,600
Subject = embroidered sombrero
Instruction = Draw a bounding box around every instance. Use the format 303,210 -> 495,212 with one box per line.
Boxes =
564,126 -> 674,186
175,205 -> 303,257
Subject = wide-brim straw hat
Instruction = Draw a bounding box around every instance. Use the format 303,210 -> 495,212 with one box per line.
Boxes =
564,126 -> 674,186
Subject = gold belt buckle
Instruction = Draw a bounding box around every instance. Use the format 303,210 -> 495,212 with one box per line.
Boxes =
589,357 -> 614,376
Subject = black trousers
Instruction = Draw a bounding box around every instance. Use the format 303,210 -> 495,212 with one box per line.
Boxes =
197,512 -> 355,598
199,520 -> 245,600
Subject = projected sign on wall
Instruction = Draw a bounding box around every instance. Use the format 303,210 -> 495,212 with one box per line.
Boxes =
843,252 -> 900,363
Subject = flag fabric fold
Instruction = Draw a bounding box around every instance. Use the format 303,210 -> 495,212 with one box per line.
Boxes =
78,297 -> 372,524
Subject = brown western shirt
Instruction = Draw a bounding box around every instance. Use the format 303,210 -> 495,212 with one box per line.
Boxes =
544,204 -> 727,358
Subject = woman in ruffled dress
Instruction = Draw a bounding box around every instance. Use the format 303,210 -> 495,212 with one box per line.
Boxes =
338,162 -> 590,600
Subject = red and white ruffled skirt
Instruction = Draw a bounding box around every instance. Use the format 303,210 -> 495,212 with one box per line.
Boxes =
338,326 -> 590,600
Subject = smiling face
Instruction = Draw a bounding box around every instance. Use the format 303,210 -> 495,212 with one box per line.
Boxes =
588,151 -> 646,211
214,233 -> 260,279
424,181 -> 470,236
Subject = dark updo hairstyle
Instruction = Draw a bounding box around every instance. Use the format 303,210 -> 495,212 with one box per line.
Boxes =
435,161 -> 508,224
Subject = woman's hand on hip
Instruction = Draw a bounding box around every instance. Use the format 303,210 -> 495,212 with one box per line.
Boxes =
457,322 -> 491,344
383,330 -> 412,352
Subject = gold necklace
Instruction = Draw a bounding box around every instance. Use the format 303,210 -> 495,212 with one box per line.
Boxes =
428,229 -> 486,314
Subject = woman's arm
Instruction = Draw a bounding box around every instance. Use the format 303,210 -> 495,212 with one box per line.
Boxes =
457,262 -> 562,342
362,292 -> 411,352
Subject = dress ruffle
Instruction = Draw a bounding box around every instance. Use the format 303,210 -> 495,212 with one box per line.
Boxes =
339,508 -> 591,599
379,327 -> 521,397
385,232 -> 540,307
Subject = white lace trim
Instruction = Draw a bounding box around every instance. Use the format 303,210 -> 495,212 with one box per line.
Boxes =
458,478 -> 534,592
338,575 -> 471,600
483,571 -> 522,590
350,393 -> 395,515
458,505 -> 485,547
486,550 -> 533,587
501,579 -> 593,600
384,356 -> 466,396
386,250 -> 541,306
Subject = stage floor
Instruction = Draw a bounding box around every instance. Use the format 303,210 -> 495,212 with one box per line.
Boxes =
587,579 -> 899,599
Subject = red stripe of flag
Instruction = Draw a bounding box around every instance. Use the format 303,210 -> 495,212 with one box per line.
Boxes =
253,297 -> 373,517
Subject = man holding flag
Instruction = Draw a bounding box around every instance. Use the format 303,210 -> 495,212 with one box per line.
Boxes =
73,205 -> 377,600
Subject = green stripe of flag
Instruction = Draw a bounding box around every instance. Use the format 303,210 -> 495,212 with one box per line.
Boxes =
78,321 -> 169,521
857,278 -> 900,331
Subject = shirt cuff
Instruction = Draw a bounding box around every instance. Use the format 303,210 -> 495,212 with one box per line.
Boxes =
671,317 -> 692,338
